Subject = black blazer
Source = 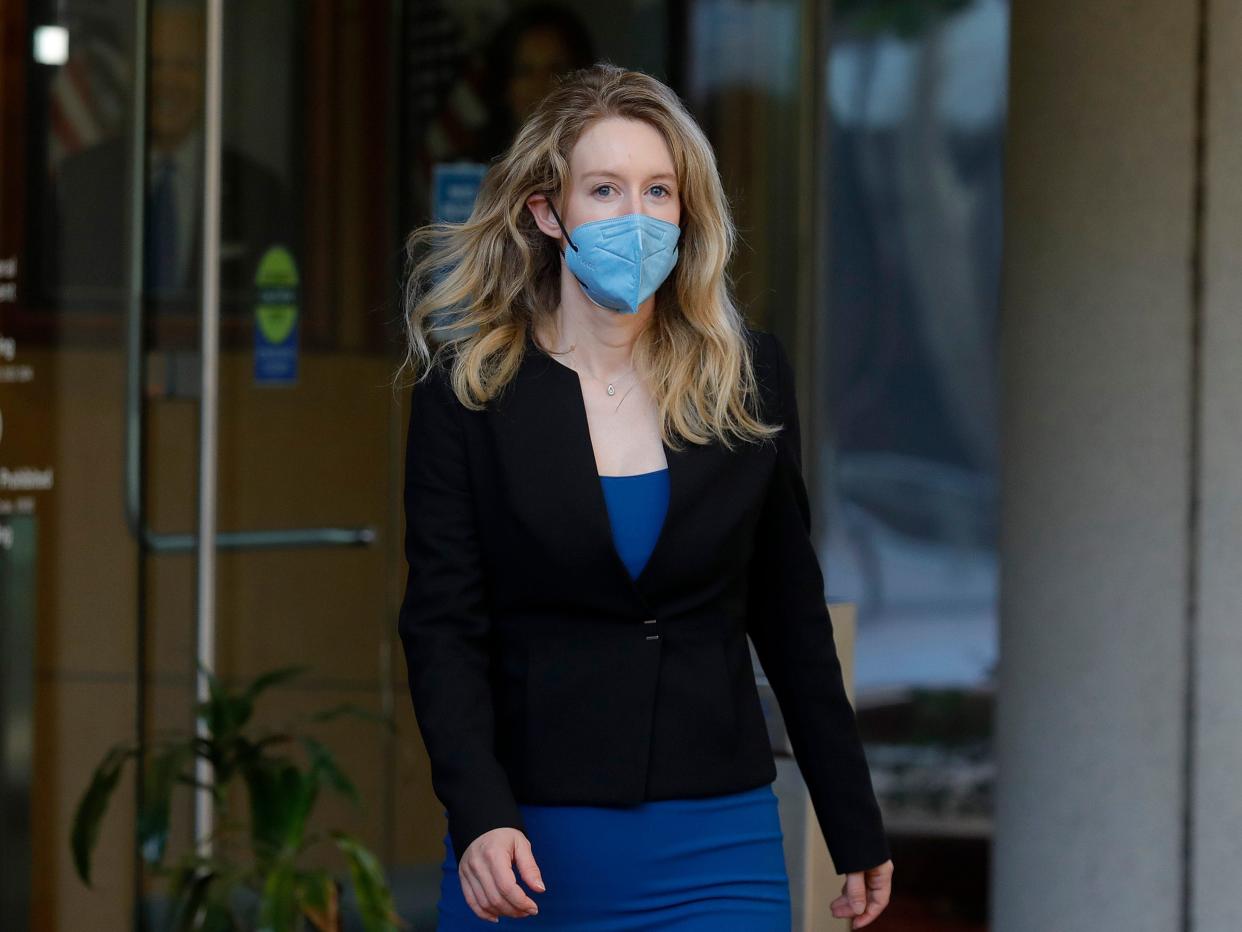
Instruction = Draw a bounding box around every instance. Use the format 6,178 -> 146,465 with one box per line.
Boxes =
397,325 -> 891,876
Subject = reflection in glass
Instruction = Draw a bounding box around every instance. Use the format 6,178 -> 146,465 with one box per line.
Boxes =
823,0 -> 1008,926
682,0 -> 802,338
33,0 -> 294,324
403,2 -> 597,232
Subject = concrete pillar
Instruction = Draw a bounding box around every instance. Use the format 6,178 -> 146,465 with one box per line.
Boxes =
992,0 -> 1241,928
1193,3 -> 1242,930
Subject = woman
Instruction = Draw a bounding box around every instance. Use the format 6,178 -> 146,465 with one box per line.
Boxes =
395,63 -> 894,930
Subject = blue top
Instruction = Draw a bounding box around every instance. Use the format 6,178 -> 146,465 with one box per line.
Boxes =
598,467 -> 670,579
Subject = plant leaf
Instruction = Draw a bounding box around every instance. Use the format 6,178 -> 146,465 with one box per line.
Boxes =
257,858 -> 299,932
301,736 -> 359,806
70,743 -> 137,885
332,830 -> 405,931
166,863 -> 215,932
244,756 -> 315,865
138,743 -> 193,866
197,659 -> 223,700
295,870 -> 340,932
195,661 -> 254,744
162,855 -> 246,932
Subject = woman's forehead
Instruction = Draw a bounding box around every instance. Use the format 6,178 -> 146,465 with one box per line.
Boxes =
569,118 -> 675,177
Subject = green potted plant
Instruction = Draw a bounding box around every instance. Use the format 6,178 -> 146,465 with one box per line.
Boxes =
70,662 -> 406,931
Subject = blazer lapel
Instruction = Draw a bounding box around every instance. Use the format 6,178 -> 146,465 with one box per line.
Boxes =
488,330 -> 723,615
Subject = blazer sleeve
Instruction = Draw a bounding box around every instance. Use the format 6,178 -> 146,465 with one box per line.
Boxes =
745,331 -> 892,876
397,358 -> 527,860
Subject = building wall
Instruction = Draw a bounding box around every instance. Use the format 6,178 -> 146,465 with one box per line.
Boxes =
996,0 -> 1242,928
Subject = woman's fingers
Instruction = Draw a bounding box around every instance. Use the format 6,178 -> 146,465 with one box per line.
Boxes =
460,869 -> 499,923
829,860 -> 894,929
482,844 -> 541,916
470,857 -> 520,918
458,828 -> 541,920
829,875 -> 867,921
456,829 -> 535,920
513,834 -> 547,893
849,888 -> 890,929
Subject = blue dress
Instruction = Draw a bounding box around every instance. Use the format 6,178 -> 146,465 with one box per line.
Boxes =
435,467 -> 792,930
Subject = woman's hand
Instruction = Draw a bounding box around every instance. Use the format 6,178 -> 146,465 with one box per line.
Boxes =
830,858 -> 893,929
458,827 -> 547,922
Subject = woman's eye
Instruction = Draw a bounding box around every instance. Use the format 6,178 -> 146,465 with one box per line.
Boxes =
593,184 -> 614,197
650,184 -> 671,198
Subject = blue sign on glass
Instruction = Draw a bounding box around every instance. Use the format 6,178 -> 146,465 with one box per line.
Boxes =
432,162 -> 489,223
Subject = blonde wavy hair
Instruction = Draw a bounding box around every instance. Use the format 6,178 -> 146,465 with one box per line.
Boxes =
394,61 -> 780,451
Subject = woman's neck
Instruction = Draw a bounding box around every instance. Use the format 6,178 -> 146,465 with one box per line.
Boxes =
538,292 -> 651,382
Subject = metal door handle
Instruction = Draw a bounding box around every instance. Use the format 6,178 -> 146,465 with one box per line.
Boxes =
139,525 -> 376,554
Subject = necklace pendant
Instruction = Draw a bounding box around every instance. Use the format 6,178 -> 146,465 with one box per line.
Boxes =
607,383 -> 616,396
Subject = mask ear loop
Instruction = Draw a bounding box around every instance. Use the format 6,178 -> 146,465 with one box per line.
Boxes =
546,199 -> 579,253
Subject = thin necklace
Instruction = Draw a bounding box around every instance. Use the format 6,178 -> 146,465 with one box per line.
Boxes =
565,343 -> 641,409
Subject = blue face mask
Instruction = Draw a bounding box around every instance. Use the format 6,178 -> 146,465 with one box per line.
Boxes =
548,200 -> 682,315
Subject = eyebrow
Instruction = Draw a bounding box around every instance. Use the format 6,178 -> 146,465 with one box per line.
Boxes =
582,170 -> 677,184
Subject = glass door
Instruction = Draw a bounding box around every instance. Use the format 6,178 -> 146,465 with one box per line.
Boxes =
1,0 -> 853,927
3,2 -> 151,927
130,0 -> 403,924
2,1 -> 679,927
138,1 -> 403,926
3,0 -> 405,926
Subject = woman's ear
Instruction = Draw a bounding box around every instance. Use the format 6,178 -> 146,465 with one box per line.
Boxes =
526,192 -> 564,242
